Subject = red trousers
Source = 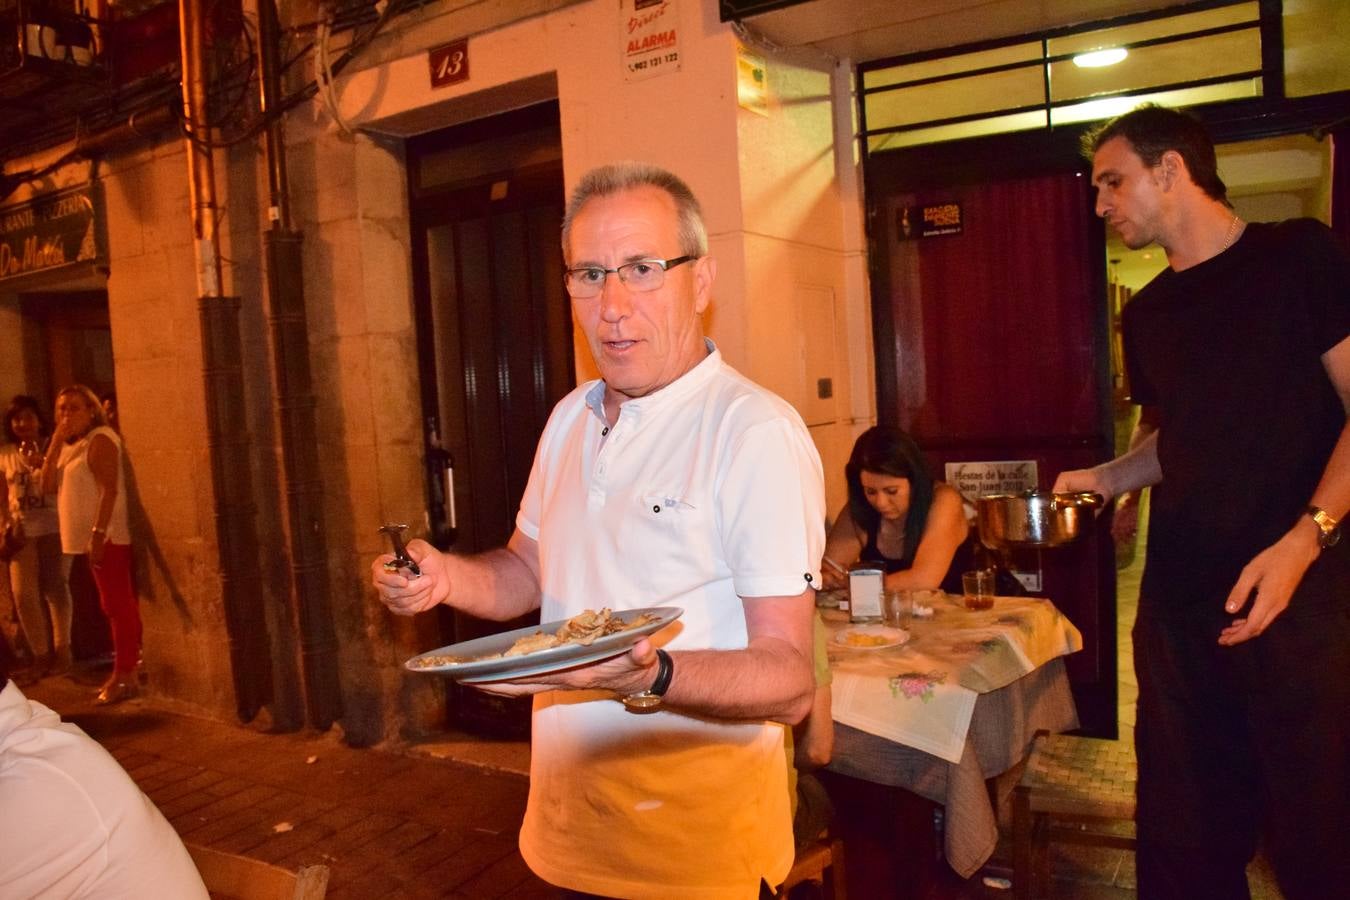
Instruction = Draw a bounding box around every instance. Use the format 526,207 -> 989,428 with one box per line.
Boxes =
91,543 -> 141,674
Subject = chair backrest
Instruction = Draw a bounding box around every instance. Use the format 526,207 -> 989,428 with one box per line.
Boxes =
186,843 -> 330,900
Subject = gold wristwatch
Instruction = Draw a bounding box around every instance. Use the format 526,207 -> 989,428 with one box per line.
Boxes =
621,649 -> 673,712
1306,506 -> 1341,549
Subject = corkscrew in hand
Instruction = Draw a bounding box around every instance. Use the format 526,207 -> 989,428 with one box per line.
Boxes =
379,523 -> 422,578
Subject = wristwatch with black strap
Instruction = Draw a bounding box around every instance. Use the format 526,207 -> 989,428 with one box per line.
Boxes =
621,649 -> 673,712
1306,505 -> 1341,550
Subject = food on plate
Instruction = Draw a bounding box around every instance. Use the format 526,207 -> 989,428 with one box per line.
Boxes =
833,626 -> 908,650
504,630 -> 564,657
409,652 -> 471,667
839,631 -> 895,648
408,607 -> 661,669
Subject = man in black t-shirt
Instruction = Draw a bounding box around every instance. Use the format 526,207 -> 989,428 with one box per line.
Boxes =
1056,105 -> 1350,900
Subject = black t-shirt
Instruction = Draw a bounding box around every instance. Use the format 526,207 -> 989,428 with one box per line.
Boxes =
1122,219 -> 1350,618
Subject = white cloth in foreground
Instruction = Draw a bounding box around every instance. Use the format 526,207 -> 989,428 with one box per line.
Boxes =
0,680 -> 208,899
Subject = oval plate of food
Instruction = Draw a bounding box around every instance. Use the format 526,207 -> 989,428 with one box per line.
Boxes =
405,606 -> 683,683
833,624 -> 909,650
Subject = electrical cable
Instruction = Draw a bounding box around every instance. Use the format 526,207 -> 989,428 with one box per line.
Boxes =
315,12 -> 353,136
4,0 -> 403,174
176,0 -> 403,150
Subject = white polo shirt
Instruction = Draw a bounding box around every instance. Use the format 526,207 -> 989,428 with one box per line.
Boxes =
516,343 -> 826,899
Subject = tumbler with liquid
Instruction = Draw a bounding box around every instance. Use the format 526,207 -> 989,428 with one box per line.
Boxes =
961,569 -> 995,610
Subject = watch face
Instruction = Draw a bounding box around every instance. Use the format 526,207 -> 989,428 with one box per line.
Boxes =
621,692 -> 663,712
1309,508 -> 1341,549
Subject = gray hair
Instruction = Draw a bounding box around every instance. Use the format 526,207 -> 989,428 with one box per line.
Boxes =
561,162 -> 708,262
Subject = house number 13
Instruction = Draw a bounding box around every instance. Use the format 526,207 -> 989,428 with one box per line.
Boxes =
428,40 -> 470,88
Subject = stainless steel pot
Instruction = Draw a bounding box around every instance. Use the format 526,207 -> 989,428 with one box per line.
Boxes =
976,490 -> 1104,550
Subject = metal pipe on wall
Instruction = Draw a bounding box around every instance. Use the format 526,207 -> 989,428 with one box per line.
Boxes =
257,0 -> 343,731
180,0 -> 273,721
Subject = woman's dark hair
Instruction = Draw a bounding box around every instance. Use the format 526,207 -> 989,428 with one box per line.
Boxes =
845,425 -> 935,567
1082,103 -> 1228,203
4,394 -> 51,445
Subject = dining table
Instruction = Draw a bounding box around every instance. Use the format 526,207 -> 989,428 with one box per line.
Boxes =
819,591 -> 1082,880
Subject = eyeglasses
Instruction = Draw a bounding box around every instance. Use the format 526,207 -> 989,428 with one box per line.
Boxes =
563,255 -> 696,298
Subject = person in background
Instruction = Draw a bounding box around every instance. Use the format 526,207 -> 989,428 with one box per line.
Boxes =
99,390 -> 120,434
0,395 -> 73,679
1055,104 -> 1349,900
0,640 -> 209,897
374,162 -> 824,898
821,425 -> 968,592
39,386 -> 141,705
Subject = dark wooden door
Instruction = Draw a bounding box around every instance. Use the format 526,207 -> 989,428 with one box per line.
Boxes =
867,137 -> 1117,737
408,102 -> 573,735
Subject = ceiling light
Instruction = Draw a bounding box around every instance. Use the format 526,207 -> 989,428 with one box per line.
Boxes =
1073,48 -> 1128,68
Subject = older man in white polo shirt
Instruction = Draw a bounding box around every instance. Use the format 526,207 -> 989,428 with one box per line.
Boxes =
374,162 -> 825,898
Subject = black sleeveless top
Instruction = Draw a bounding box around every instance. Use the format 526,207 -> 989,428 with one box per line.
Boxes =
860,524 -> 910,573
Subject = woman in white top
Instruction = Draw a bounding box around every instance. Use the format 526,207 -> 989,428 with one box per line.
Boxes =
39,385 -> 140,704
0,395 -> 72,677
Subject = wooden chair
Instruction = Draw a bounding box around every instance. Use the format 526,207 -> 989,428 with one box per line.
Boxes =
1012,731 -> 1137,900
186,843 -> 330,900
775,834 -> 846,899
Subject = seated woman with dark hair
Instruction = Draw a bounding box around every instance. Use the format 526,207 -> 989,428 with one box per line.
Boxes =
821,425 -> 968,591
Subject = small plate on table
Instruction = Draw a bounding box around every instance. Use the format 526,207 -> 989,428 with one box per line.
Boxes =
834,624 -> 910,650
405,606 -> 682,684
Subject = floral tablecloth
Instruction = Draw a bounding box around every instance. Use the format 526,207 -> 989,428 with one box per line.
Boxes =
824,593 -> 1082,764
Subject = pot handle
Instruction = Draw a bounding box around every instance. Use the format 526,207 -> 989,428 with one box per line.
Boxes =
1050,491 -> 1105,510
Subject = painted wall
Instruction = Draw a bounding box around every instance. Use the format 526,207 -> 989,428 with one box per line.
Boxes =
329,0 -> 870,522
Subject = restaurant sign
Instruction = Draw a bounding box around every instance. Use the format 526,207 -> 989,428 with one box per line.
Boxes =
896,202 -> 963,240
0,186 -> 98,282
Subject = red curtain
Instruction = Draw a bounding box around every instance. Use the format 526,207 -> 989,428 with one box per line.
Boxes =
884,171 -> 1102,443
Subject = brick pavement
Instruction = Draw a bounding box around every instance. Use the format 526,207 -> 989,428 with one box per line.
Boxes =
22,674 -> 553,899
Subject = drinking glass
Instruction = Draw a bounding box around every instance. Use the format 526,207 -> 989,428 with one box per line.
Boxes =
961,569 -> 995,610
18,440 -> 42,471
883,588 -> 912,627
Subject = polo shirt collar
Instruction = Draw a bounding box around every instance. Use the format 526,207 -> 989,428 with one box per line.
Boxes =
585,338 -> 722,425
